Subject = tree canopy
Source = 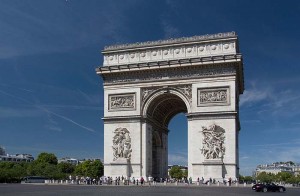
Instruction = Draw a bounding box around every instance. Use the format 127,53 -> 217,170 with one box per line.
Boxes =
169,166 -> 183,179
256,171 -> 300,184
0,152 -> 103,183
35,152 -> 58,165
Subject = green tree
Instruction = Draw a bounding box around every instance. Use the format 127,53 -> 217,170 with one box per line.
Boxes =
239,175 -> 254,183
26,153 -> 68,179
27,161 -> 66,179
256,172 -> 275,183
286,161 -> 295,166
0,162 -> 28,183
58,162 -> 75,174
35,152 -> 58,165
239,174 -> 245,182
75,160 -> 103,178
276,172 -> 293,183
183,170 -> 188,178
169,166 -> 183,180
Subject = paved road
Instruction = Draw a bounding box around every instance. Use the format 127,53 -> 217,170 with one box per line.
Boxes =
0,184 -> 299,196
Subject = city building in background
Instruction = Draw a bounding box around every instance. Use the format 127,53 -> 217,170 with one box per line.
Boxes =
254,162 -> 300,176
58,157 -> 102,165
0,146 -> 34,162
58,157 -> 79,165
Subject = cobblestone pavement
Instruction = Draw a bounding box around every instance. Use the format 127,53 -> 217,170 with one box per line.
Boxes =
0,183 -> 299,196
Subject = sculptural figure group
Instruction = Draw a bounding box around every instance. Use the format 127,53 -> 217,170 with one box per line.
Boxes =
201,124 -> 225,159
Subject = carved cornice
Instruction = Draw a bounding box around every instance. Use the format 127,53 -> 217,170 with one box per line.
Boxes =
103,32 -> 236,51
97,54 -> 242,74
102,115 -> 143,123
187,111 -> 238,120
102,40 -> 238,66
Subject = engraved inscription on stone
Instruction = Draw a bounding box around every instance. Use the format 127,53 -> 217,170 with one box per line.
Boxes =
200,124 -> 225,159
198,87 -> 229,106
112,128 -> 132,161
109,93 -> 135,111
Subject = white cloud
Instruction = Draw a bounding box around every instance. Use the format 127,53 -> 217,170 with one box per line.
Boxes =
46,125 -> 63,132
240,88 -> 270,106
160,19 -> 181,39
0,1 -> 135,59
241,81 -> 300,119
168,153 -> 187,166
0,107 -> 41,118
239,140 -> 300,176
0,89 -> 96,133
159,1 -> 181,39
40,104 -> 103,111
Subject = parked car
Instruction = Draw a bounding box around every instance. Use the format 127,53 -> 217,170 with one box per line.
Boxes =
252,183 -> 286,192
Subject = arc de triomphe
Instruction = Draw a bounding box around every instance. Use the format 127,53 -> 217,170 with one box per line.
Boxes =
96,32 -> 244,181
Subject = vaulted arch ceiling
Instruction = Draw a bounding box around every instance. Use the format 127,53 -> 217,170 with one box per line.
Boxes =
146,93 -> 187,127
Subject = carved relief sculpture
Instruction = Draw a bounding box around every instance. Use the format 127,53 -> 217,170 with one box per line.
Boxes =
200,124 -> 225,159
109,93 -> 135,111
112,128 -> 132,161
178,85 -> 192,103
141,87 -> 159,101
142,85 -> 192,104
198,87 -> 229,106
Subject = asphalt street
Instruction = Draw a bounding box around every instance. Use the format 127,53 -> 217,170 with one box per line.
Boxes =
0,184 -> 300,196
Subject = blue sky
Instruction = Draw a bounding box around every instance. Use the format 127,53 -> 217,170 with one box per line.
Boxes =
0,0 -> 300,176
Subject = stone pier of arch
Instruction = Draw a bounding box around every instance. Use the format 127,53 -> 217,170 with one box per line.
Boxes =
96,32 -> 244,182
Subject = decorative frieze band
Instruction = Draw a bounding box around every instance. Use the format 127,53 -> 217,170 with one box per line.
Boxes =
104,66 -> 236,85
108,93 -> 136,111
197,87 -> 230,106
103,40 -> 237,66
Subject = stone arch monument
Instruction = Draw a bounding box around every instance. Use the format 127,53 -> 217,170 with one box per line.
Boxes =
96,32 -> 244,181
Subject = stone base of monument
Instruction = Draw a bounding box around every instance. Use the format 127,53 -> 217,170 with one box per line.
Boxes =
109,158 -> 130,177
202,159 -> 224,182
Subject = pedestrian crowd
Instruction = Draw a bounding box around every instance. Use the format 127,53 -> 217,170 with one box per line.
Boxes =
57,175 -> 236,186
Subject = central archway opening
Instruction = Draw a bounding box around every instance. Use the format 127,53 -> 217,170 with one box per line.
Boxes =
145,91 -> 188,179
168,113 -> 188,177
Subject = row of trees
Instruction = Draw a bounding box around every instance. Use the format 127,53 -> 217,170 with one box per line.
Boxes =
0,152 -> 103,183
256,171 -> 300,184
168,166 -> 300,185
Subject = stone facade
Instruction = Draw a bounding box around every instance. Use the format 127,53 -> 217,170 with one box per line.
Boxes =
96,32 -> 244,181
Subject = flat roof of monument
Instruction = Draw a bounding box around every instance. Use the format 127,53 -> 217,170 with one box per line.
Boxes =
103,31 -> 237,52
